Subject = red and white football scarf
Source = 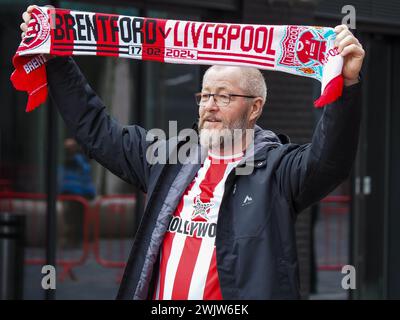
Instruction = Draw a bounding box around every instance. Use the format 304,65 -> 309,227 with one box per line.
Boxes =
11,6 -> 344,112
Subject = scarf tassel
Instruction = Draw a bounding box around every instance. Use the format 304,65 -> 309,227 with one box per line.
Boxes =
314,74 -> 344,108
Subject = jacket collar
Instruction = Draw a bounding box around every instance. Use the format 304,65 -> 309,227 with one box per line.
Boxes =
238,125 -> 282,165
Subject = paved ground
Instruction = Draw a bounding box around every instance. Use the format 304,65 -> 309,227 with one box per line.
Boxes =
310,270 -> 348,300
23,240 -> 130,300
24,261 -> 349,300
24,247 -> 349,300
24,257 -> 121,300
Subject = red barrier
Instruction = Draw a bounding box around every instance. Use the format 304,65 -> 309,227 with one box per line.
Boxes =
0,191 -> 91,281
318,195 -> 350,271
92,194 -> 136,281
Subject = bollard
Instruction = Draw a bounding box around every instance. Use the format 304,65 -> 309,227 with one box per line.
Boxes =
0,212 -> 25,300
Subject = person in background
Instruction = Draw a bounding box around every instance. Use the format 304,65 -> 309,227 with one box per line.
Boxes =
60,138 -> 96,199
59,138 -> 96,248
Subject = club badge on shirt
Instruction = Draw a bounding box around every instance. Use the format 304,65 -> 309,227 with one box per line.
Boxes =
191,196 -> 215,221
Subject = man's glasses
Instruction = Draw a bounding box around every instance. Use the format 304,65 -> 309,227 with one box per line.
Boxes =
194,93 -> 256,108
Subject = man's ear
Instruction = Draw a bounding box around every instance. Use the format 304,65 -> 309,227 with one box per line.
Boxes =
248,98 -> 264,123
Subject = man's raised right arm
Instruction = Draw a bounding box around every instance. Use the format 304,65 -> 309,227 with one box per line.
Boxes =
46,57 -> 151,192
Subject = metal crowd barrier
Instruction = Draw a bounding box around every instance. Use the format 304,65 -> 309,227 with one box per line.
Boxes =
0,191 -> 90,281
0,192 -> 139,282
0,190 -> 352,281
318,195 -> 350,271
92,195 -> 137,282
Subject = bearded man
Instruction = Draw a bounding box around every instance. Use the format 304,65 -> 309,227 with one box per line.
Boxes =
21,5 -> 364,299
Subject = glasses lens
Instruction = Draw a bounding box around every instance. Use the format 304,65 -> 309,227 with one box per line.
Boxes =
195,93 -> 232,107
216,94 -> 230,107
195,93 -> 211,105
195,93 -> 203,105
201,94 -> 210,103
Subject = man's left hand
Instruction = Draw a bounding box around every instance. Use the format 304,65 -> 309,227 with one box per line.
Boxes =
334,24 -> 365,86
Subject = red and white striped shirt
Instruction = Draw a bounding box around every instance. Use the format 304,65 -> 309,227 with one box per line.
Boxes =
154,152 -> 242,300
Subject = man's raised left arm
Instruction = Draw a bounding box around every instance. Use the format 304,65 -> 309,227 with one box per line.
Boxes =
276,25 -> 365,213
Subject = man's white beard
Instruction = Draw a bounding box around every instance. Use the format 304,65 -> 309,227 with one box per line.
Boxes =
199,118 -> 247,152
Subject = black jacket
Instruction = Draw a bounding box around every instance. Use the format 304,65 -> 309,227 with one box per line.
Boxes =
47,57 -> 362,299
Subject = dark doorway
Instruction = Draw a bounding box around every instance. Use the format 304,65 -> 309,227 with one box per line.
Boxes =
352,33 -> 400,299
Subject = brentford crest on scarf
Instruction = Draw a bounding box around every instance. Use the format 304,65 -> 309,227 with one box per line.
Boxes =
11,6 -> 344,112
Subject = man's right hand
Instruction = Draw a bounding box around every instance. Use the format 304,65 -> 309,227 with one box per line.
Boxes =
20,5 -> 35,40
20,5 -> 54,60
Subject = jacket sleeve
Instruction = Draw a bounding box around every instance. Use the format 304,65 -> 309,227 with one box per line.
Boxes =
275,82 -> 362,214
46,57 -> 151,192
